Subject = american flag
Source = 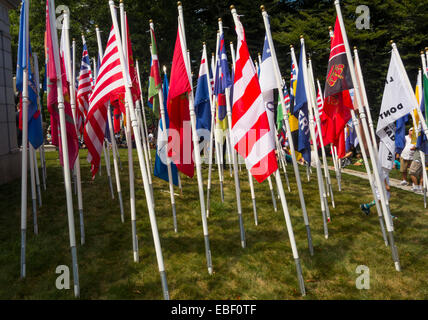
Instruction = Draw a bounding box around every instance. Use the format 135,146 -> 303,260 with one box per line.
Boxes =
314,83 -> 324,147
231,14 -> 278,183
76,40 -> 93,134
84,26 -> 125,178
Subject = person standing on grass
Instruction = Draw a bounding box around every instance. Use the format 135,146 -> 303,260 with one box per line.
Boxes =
409,148 -> 423,194
400,128 -> 415,186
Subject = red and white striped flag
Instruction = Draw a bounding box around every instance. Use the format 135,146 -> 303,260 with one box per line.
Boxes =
231,15 -> 278,183
314,85 -> 324,147
84,27 -> 125,178
76,40 -> 93,134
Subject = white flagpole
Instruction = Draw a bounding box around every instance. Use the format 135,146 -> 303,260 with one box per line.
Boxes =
95,26 -> 125,222
308,58 -> 335,210
261,14 -> 313,254
111,0 -> 169,299
214,31 -> 225,203
20,0 -> 30,278
49,5 -> 80,296
177,2 -> 213,273
135,60 -> 153,176
150,20 -> 178,233
135,58 -> 154,206
259,6 -> 306,295
285,44 -> 316,251
63,14 -> 85,246
300,37 -> 330,237
419,51 -> 428,208
218,17 -> 246,248
354,47 -> 378,151
229,41 -> 244,176
205,44 -> 217,217
335,0 -> 400,271
29,144 -> 38,234
119,2 -> 139,262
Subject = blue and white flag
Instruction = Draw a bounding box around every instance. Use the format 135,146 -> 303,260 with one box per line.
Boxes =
294,45 -> 311,164
214,32 -> 232,121
259,34 -> 276,132
16,0 -> 43,149
195,48 -> 211,132
154,72 -> 179,185
395,114 -> 409,155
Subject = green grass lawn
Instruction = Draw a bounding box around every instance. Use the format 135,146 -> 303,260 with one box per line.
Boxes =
0,148 -> 427,299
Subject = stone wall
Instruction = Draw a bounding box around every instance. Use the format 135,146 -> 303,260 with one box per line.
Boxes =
0,0 -> 21,185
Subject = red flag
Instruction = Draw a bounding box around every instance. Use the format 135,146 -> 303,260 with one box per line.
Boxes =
167,25 -> 194,178
322,16 -> 354,158
84,27 -> 125,178
45,0 -> 78,169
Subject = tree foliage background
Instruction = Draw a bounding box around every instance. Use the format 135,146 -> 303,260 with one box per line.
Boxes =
9,0 -> 428,124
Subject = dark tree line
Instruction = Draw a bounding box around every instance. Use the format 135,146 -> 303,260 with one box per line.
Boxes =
9,0 -> 428,125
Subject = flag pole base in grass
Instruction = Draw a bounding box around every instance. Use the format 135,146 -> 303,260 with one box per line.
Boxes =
20,229 -> 26,278
252,199 -> 258,226
118,191 -> 125,223
378,215 -> 389,247
270,188 -> 277,212
306,225 -> 314,256
79,209 -> 85,245
32,199 -> 38,235
131,220 -> 139,263
387,232 -> 401,272
160,271 -> 169,300
172,204 -> 178,233
70,246 -> 80,298
220,181 -> 224,203
204,235 -> 213,275
108,175 -> 114,200
294,258 -> 306,296
36,183 -> 42,208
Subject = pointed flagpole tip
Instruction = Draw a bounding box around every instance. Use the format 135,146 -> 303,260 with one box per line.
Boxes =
203,41 -> 206,45
230,5 -> 235,10
421,51 -> 425,55
260,5 -> 265,11
120,0 -> 123,3
149,19 -> 153,23
290,45 -> 293,49
425,47 -> 428,51
218,18 -> 222,22
212,52 -> 215,56
354,46 -> 357,50
328,26 -> 332,31
230,41 -> 233,44
390,40 -> 394,45
177,1 -> 182,7
300,35 -> 304,39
